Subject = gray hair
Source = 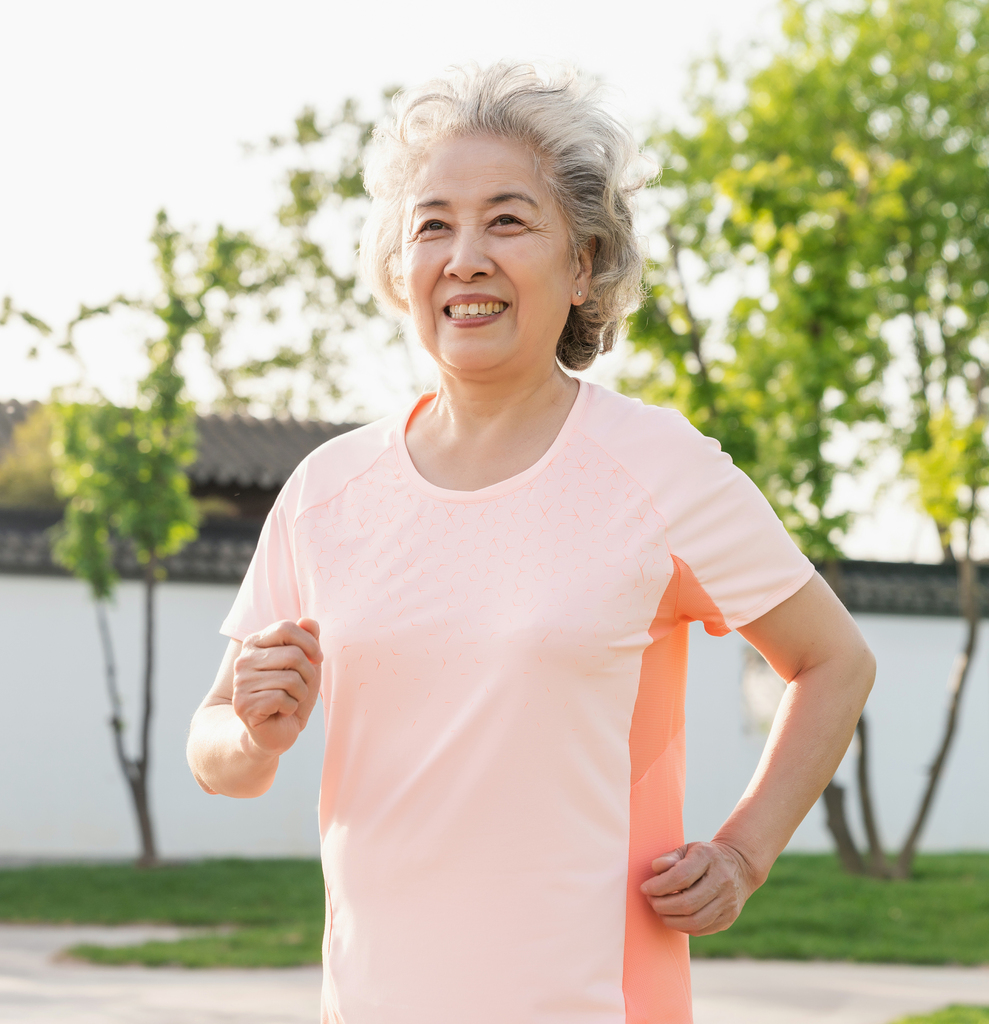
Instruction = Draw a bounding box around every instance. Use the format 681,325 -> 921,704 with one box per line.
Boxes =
360,61 -> 646,370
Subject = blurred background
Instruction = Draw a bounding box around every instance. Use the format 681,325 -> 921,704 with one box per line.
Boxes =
1,0 -> 988,992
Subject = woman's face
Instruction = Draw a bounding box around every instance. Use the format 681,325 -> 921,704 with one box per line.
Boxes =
401,134 -> 586,380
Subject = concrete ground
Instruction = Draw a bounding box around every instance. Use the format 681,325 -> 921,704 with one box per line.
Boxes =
691,958 -> 989,1023
0,925 -> 318,1024
1,924 -> 988,1023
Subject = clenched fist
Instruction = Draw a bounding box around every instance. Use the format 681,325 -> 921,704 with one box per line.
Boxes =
232,618 -> 323,758
639,840 -> 762,936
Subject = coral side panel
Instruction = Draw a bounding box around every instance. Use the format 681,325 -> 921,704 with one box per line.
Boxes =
623,556 -> 727,1023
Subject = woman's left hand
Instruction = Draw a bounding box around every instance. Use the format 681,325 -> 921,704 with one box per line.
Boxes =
639,841 -> 762,935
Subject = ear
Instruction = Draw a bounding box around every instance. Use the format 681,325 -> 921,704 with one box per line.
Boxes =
572,237 -> 597,306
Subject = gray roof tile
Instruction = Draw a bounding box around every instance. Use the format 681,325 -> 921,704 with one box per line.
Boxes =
0,399 -> 360,491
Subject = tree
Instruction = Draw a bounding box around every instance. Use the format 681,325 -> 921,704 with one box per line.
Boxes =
163,99 -> 395,418
45,212 -> 208,865
627,109 -> 891,562
0,405 -> 60,508
152,96 -> 400,418
51,398 -> 197,866
897,409 -> 987,875
2,96 -> 395,863
628,0 -> 989,876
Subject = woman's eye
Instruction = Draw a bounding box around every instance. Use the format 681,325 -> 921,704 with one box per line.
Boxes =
495,215 -> 519,226
422,221 -> 445,232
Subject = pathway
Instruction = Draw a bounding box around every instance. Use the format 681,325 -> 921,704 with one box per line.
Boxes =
1,924 -> 988,1023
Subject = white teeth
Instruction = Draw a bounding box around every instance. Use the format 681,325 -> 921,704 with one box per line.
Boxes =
447,302 -> 506,319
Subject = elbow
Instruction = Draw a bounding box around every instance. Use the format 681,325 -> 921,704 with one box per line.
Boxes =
186,716 -> 226,796
856,642 -> 877,707
193,772 -> 219,796
185,726 -> 277,800
185,732 -> 217,795
864,643 -> 877,684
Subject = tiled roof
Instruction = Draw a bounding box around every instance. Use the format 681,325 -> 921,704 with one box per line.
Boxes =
0,399 -> 361,491
189,413 -> 360,489
0,506 -> 983,614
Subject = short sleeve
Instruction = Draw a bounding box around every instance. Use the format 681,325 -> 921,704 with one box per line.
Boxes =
658,417 -> 815,632
220,490 -> 302,641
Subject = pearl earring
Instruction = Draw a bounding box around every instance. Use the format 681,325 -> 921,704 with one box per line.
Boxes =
576,290 -> 582,297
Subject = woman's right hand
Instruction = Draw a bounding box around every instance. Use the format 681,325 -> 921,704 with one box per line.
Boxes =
232,618 -> 323,758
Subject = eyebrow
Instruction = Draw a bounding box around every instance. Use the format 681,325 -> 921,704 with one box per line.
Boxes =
413,191 -> 540,214
486,191 -> 539,208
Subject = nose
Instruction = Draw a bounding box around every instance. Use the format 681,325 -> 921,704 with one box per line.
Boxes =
444,227 -> 495,281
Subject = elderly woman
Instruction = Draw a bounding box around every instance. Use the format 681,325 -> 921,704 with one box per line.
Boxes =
187,62 -> 875,1024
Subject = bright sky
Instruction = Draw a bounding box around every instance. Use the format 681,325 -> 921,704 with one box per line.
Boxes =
1,0 -> 780,398
0,0 -> 944,561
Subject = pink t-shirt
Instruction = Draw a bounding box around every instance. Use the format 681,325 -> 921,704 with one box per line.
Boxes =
222,381 -> 814,1024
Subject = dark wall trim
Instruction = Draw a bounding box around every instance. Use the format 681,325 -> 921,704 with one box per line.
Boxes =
0,509 -> 983,617
821,559 -> 981,620
0,509 -> 260,585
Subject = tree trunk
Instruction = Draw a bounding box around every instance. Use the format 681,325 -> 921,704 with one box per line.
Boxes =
93,564 -> 158,867
821,780 -> 866,874
96,601 -> 129,773
127,771 -> 157,868
133,560 -> 158,866
893,556 -> 979,879
855,716 -> 889,877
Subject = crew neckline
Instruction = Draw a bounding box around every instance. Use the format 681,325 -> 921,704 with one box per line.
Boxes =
395,379 -> 590,502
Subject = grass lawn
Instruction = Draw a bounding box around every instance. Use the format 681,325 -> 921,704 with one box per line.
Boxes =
690,853 -> 989,964
888,1010 -> 989,1024
1,853 -> 987,968
0,858 -> 325,967
70,924 -> 325,968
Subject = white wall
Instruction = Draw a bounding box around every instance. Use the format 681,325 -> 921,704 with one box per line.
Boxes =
0,575 -> 324,859
1,573 -> 986,859
684,614 -> 989,852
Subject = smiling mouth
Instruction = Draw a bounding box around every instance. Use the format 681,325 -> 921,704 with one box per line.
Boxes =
445,301 -> 507,320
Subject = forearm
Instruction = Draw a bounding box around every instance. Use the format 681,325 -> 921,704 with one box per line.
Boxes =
187,703 -> 280,799
642,579 -> 876,935
714,647 -> 875,884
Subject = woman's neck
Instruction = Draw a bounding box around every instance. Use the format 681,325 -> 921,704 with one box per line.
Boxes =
404,365 -> 579,492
